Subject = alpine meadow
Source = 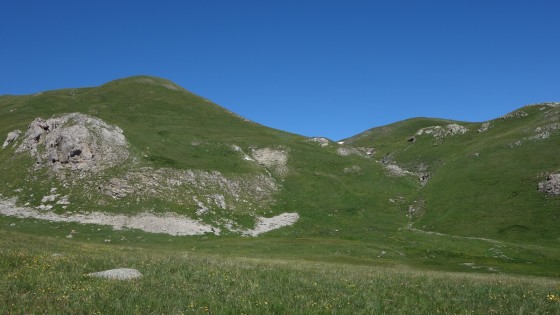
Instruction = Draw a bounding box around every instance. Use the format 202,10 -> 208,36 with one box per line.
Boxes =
1,76 -> 559,314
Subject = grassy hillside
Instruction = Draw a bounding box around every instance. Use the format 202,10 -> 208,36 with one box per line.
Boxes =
345,104 -> 560,244
0,75 -> 416,248
1,74 -> 559,304
0,76 -> 297,173
0,76 -> 414,234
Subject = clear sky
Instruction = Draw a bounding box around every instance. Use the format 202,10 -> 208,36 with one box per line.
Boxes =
1,1 -> 559,140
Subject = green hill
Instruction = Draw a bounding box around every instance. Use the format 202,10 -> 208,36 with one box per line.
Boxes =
0,76 -> 412,240
1,76 -> 559,280
344,104 -> 560,244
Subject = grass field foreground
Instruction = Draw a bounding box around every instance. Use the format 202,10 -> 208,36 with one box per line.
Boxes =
1,232 -> 559,314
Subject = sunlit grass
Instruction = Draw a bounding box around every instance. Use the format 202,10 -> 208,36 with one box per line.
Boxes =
1,233 -> 559,314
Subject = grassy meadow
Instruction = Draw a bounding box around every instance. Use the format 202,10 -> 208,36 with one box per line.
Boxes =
1,231 -> 559,314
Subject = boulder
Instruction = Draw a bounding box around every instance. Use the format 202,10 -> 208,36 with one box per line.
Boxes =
88,268 -> 143,280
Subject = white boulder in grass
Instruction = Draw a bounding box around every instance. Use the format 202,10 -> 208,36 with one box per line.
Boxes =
88,268 -> 143,280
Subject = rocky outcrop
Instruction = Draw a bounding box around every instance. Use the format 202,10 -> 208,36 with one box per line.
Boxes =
100,178 -> 135,199
500,110 -> 528,119
357,147 -> 376,157
530,123 -> 560,140
446,124 -> 469,135
98,167 -> 278,212
477,122 -> 492,133
12,113 -> 129,173
307,137 -> 330,147
510,122 -> 560,147
538,174 -> 560,195
385,164 -> 412,177
2,130 -> 21,148
251,147 -> 288,176
418,172 -> 430,186
337,147 -> 365,157
415,124 -> 468,140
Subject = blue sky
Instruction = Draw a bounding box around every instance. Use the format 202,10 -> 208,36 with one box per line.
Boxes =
1,1 -> 559,140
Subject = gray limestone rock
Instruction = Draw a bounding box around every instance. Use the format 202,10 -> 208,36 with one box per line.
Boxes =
2,130 -> 21,148
88,268 -> 143,280
15,113 -> 129,173
538,174 -> 560,196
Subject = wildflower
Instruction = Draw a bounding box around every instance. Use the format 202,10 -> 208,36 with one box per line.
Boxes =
547,294 -> 560,302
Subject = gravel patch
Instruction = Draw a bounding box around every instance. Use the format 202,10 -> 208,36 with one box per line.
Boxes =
0,197 -> 300,237
0,198 -> 219,236
243,212 -> 299,236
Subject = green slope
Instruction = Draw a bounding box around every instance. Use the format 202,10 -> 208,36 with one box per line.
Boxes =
0,75 -> 413,239
1,76 -> 559,277
345,104 -> 560,244
1,76 -> 299,173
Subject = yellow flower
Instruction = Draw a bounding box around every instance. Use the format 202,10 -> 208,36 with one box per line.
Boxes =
547,294 -> 560,302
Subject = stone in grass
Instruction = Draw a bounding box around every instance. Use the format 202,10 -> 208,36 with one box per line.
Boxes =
538,174 -> 560,196
88,268 -> 143,280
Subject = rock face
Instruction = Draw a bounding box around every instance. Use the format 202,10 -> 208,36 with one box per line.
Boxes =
88,268 -> 143,280
12,113 -> 129,173
538,174 -> 560,195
